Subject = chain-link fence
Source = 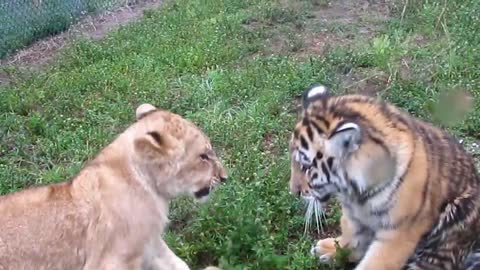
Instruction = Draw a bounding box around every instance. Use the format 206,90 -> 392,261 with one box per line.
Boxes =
0,0 -> 135,59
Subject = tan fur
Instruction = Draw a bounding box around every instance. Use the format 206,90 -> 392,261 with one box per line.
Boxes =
289,86 -> 480,270
0,104 -> 227,270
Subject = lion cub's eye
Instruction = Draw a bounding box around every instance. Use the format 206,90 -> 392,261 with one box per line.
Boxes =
200,153 -> 210,160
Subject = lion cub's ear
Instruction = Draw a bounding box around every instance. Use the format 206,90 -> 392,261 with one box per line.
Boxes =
134,131 -> 180,161
136,103 -> 157,120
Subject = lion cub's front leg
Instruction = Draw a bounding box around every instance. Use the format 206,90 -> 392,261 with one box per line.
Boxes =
143,236 -> 190,270
144,236 -> 222,270
311,212 -> 363,263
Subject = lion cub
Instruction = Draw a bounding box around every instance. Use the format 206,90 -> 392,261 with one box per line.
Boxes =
0,104 -> 226,270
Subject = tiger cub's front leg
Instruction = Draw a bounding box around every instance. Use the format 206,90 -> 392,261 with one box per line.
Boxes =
311,209 -> 364,263
354,228 -> 424,270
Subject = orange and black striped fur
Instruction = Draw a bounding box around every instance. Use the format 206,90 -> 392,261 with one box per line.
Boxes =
288,85 -> 480,270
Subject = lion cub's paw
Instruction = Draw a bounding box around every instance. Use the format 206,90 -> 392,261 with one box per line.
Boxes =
203,267 -> 221,270
310,237 -> 337,263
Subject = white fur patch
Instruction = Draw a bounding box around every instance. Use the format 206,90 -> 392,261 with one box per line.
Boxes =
307,85 -> 328,98
336,122 -> 360,132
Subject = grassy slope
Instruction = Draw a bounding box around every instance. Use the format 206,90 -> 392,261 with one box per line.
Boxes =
0,0 -> 479,269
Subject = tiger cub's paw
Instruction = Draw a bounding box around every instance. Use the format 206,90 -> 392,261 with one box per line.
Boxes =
310,238 -> 337,263
203,267 -> 221,270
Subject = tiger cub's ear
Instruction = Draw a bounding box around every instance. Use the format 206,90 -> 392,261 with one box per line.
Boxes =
136,103 -> 157,120
302,84 -> 332,109
325,122 -> 361,158
134,131 -> 182,161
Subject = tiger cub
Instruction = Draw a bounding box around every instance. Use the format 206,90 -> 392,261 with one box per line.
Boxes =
288,85 -> 480,270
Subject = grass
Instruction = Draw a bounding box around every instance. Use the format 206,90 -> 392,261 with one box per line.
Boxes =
0,0 -> 479,269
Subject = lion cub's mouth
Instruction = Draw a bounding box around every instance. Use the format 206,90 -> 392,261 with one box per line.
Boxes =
194,186 -> 210,199
194,177 -> 225,200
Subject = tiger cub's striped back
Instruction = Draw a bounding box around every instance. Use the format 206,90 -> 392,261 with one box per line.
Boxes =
289,85 -> 480,270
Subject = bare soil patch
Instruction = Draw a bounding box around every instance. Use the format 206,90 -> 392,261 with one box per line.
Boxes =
297,0 -> 390,56
0,0 -> 162,86
340,68 -> 391,96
